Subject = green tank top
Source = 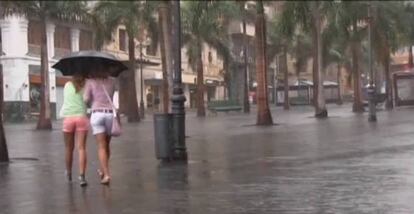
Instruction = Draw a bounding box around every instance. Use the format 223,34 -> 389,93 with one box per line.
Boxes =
60,82 -> 87,117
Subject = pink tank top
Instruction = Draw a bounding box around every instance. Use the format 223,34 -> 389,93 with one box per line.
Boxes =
83,78 -> 116,110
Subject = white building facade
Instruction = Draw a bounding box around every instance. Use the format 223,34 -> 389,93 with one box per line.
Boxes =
0,14 -> 226,122
0,14 -> 95,122
93,24 -> 227,113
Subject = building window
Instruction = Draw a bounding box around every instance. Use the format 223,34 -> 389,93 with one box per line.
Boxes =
54,25 -> 71,49
28,20 -> 42,46
146,41 -> 157,56
119,29 -> 127,51
79,30 -> 93,50
208,51 -> 213,63
54,25 -> 71,57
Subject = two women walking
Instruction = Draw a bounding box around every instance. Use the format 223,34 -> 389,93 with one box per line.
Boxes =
61,66 -> 118,187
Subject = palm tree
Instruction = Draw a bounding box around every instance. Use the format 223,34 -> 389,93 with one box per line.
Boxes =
371,1 -> 405,110
268,18 -> 289,110
292,32 -> 313,98
269,12 -> 315,110
255,0 -> 273,125
4,1 -> 88,129
329,1 -> 368,113
0,66 -> 8,162
279,1 -> 331,118
322,23 -> 350,105
182,1 -> 234,117
93,1 -> 157,122
311,2 -> 330,117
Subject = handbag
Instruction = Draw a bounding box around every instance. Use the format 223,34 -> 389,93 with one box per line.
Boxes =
101,83 -> 122,137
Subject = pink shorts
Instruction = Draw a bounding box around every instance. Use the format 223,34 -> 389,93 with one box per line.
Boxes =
62,116 -> 89,133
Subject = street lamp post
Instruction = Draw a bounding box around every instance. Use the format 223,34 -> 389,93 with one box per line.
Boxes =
171,0 -> 187,161
367,3 -> 377,122
139,43 -> 145,119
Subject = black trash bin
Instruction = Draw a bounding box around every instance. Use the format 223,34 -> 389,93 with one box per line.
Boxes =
153,113 -> 173,160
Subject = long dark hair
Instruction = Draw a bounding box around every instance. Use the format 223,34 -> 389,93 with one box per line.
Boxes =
72,73 -> 86,93
88,61 -> 109,79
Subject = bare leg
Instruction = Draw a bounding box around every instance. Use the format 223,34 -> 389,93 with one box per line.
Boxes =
77,131 -> 88,176
64,132 -> 75,180
106,135 -> 111,159
98,135 -> 111,177
96,133 -> 110,179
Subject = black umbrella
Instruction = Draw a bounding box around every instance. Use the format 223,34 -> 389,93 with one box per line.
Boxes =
52,50 -> 128,77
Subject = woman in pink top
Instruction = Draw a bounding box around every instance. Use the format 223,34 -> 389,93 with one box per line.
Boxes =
83,67 -> 116,185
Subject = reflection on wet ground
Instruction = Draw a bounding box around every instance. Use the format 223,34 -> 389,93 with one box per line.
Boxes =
2,105 -> 414,213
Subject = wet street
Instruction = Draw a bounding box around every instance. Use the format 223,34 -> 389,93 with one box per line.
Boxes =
2,105 -> 414,213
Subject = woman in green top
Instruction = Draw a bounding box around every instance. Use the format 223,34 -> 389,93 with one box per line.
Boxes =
60,73 -> 89,187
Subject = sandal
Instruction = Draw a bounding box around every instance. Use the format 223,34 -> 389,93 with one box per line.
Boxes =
101,176 -> 111,185
97,169 -> 104,179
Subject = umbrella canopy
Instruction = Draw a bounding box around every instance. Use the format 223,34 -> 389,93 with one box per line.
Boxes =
52,51 -> 128,77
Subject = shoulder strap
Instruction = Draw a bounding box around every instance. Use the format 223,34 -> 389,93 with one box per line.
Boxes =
100,83 -> 117,115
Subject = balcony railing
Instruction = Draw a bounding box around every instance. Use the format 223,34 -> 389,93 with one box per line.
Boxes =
54,48 -> 71,58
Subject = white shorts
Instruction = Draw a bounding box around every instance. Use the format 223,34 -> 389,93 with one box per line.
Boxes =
90,112 -> 113,135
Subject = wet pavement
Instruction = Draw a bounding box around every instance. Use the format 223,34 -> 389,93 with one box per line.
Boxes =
2,104 -> 414,213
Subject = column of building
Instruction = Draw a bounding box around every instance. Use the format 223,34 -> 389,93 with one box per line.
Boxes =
46,22 -> 58,119
70,28 -> 80,52
0,15 -> 30,121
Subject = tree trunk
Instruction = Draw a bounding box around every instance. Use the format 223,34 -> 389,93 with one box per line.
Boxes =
196,49 -> 206,117
37,17 -> 52,129
312,6 -> 327,118
242,15 -> 250,113
351,40 -> 364,112
337,63 -> 343,105
312,38 -> 318,107
255,1 -> 273,125
384,53 -> 393,109
315,20 -> 327,117
0,66 -> 9,162
409,45 -> 413,69
224,63 -> 232,99
223,58 -> 231,99
282,46 -> 289,110
127,33 -> 140,122
159,3 -> 173,113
